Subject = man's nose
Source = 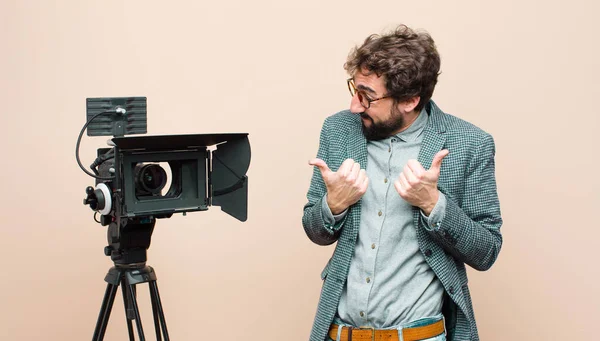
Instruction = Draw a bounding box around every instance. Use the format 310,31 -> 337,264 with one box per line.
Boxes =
350,94 -> 364,114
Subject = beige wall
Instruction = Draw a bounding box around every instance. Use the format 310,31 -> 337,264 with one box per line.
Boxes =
1,0 -> 598,340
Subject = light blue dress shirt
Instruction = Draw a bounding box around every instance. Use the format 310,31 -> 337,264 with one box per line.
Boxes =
323,109 -> 447,328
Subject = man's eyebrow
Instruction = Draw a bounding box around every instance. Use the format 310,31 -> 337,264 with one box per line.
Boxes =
356,84 -> 377,94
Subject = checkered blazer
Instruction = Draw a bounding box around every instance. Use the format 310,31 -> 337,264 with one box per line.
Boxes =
302,101 -> 503,341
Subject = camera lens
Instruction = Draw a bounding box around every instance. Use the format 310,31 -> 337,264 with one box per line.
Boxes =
134,164 -> 167,195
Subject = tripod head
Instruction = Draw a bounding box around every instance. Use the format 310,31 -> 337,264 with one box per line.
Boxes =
104,217 -> 156,266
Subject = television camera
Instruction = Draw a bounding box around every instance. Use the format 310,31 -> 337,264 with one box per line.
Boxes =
78,97 -> 250,341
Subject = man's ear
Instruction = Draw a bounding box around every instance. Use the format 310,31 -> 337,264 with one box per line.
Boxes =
396,96 -> 421,113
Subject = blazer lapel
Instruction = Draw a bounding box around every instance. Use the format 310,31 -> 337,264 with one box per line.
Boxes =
347,123 -> 368,167
417,101 -> 447,169
413,101 -> 447,229
345,121 -> 367,240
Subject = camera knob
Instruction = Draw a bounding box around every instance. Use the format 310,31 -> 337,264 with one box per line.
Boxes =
104,246 -> 113,257
84,183 -> 112,215
84,186 -> 98,210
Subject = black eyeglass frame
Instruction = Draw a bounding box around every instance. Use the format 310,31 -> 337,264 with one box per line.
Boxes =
347,78 -> 392,109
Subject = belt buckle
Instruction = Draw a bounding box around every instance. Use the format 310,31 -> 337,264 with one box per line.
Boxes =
358,326 -> 375,341
442,315 -> 447,336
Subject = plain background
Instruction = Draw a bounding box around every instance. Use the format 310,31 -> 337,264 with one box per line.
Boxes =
1,0 -> 598,340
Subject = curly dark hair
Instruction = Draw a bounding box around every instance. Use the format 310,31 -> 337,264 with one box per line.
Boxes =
344,25 -> 441,112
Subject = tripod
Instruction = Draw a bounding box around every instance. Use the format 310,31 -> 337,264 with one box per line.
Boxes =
92,264 -> 170,341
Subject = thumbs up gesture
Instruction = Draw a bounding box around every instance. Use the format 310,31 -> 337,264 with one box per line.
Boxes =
394,149 -> 449,216
309,158 -> 369,215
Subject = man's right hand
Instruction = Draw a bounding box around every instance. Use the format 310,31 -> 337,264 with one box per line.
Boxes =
309,158 -> 369,215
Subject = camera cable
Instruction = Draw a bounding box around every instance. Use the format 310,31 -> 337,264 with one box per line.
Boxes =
75,110 -> 116,180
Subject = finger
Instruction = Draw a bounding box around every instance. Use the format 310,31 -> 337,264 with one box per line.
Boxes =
347,162 -> 361,181
308,158 -> 331,176
394,179 -> 406,197
399,172 -> 410,190
403,164 -> 419,185
361,176 -> 369,192
338,159 -> 355,176
356,168 -> 367,185
429,149 -> 449,173
406,159 -> 426,177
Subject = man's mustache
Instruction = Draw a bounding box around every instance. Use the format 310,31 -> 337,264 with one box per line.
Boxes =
359,113 -> 373,122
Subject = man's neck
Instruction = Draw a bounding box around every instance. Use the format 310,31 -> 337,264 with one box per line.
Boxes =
392,110 -> 421,135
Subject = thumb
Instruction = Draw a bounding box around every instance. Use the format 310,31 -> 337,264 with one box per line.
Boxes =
429,149 -> 449,174
309,158 -> 332,176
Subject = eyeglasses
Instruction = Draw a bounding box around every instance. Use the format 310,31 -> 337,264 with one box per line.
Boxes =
347,78 -> 391,109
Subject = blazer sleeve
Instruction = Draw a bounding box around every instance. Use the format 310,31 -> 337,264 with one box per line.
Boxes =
302,118 -> 348,245
422,133 -> 503,271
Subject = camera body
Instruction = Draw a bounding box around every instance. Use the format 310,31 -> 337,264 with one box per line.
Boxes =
91,133 -> 249,222
82,97 -> 250,264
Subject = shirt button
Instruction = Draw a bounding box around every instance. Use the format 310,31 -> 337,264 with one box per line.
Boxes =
371,243 -> 376,249
391,138 -> 396,142
388,147 -> 391,153
366,277 -> 371,283
378,210 -> 382,216
360,311 -> 365,317
384,178 -> 388,183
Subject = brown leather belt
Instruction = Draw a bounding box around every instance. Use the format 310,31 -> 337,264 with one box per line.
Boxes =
328,319 -> 445,341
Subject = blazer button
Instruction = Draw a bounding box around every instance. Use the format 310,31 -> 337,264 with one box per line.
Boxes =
449,286 -> 455,295
424,249 -> 433,257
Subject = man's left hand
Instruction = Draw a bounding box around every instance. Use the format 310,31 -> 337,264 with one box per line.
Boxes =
394,149 -> 449,216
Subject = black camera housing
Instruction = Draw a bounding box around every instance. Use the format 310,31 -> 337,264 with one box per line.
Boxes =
98,133 -> 250,222
82,97 -> 250,265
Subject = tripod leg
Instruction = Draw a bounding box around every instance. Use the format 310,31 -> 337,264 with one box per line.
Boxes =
149,280 -> 170,341
149,280 -> 163,341
120,278 -> 135,341
92,283 -> 119,341
128,284 -> 147,341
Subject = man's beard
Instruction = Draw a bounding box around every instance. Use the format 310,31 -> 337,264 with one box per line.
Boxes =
360,108 -> 404,141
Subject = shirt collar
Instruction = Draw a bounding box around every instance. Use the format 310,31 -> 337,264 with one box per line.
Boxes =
394,107 -> 428,142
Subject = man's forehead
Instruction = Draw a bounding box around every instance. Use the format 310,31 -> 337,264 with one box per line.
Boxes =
353,71 -> 386,94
